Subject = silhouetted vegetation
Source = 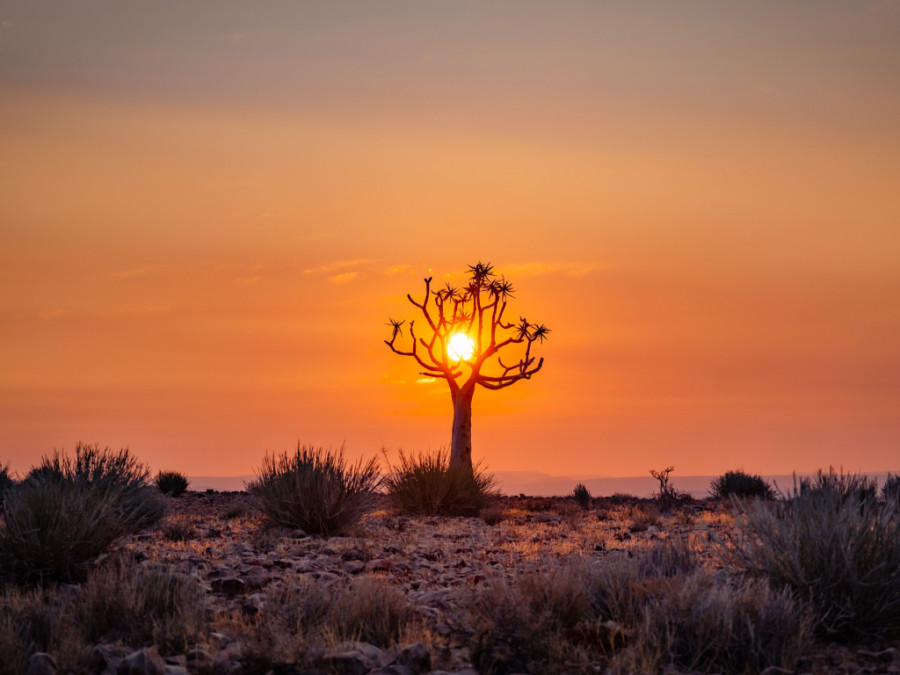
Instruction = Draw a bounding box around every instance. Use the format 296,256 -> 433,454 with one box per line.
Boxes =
25,443 -> 166,532
0,461 -> 13,504
156,470 -> 189,497
572,482 -> 591,510
383,449 -> 499,517
469,541 -> 810,674
710,469 -> 775,500
729,468 -> 900,640
249,444 -> 380,536
1,445 -> 165,584
883,472 -> 900,507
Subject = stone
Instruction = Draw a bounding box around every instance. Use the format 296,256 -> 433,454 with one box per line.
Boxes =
397,643 -> 431,674
163,668 -> 189,675
117,647 -> 166,675
370,667 -> 414,675
25,653 -> 56,675
342,560 -> 366,575
210,577 -> 246,596
89,644 -> 131,672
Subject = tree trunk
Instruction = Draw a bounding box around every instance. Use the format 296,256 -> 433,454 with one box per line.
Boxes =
449,383 -> 475,477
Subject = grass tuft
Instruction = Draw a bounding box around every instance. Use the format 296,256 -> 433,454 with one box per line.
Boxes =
710,469 -> 774,500
155,470 -> 190,497
729,469 -> 900,640
383,449 -> 499,517
249,444 -> 380,536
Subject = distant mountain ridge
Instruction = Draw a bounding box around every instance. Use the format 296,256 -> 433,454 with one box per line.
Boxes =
189,470 -> 893,498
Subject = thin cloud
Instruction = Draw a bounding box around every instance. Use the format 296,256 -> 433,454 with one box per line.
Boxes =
303,259 -> 375,276
503,262 -> 601,278
329,272 -> 358,285
236,276 -> 262,285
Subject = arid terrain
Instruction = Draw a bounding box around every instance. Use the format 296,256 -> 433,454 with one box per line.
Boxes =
5,490 -> 897,675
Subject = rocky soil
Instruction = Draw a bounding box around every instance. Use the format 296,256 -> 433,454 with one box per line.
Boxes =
15,492 -> 900,675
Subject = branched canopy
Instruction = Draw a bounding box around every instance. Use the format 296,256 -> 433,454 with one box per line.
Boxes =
384,262 -> 549,394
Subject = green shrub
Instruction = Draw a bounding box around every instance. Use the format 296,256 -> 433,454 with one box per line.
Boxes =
729,470 -> 900,640
156,470 -> 189,497
573,483 -> 591,510
383,449 -> 499,517
249,444 -> 380,536
710,469 -> 774,500
26,443 -> 166,532
0,479 -> 127,584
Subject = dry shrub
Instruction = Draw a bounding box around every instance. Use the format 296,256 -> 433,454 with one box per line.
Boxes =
249,444 -> 380,536
467,541 -> 810,675
156,470 -> 189,497
0,479 -> 128,584
627,503 -> 660,532
383,449 -> 498,517
729,469 -> 900,640
0,586 -> 88,675
25,443 -> 166,532
327,576 -> 412,646
480,503 -> 506,525
74,558 -> 207,655
710,470 -> 774,500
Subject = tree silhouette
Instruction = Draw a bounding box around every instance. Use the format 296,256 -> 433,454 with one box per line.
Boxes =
385,262 -> 549,476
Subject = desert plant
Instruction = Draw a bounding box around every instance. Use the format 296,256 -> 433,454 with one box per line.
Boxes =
382,449 -> 499,517
75,558 -> 207,655
0,463 -> 14,510
796,466 -> 878,508
573,483 -> 591,510
327,576 -> 412,647
249,444 -> 380,536
26,443 -> 166,532
0,479 -> 128,584
710,469 -> 774,500
156,470 -> 189,497
728,470 -> 900,640
0,585 -> 89,675
883,472 -> 900,507
650,465 -> 687,508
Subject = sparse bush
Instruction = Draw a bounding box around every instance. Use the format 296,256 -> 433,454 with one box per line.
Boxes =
710,469 -> 774,500
250,444 -> 380,536
156,470 -> 189,497
650,465 -> 688,508
328,576 -> 412,646
75,558 -> 207,655
0,585 -> 88,675
797,466 -> 878,508
383,449 -> 499,517
0,479 -> 127,584
573,483 -> 591,510
480,503 -> 506,525
883,472 -> 900,506
627,503 -> 660,532
25,443 -> 166,532
729,470 -> 900,640
160,517 -> 195,542
0,461 -> 14,503
467,542 -> 809,675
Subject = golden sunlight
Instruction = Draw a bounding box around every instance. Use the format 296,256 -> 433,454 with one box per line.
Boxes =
447,333 -> 475,361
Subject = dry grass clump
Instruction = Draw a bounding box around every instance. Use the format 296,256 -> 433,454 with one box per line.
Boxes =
729,468 -> 900,641
0,479 -> 129,584
0,559 -> 206,674
467,541 -> 810,674
883,472 -> 900,507
0,460 -> 14,503
710,469 -> 775,500
236,575 -> 414,668
25,443 -> 166,532
155,470 -> 189,497
74,558 -> 208,655
249,444 -> 380,536
383,449 -> 499,517
0,444 -> 166,584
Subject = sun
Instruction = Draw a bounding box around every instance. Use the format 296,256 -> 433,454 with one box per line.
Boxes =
447,333 -> 475,361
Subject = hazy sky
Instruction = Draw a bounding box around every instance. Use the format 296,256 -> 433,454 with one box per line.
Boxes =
2,1 -> 899,478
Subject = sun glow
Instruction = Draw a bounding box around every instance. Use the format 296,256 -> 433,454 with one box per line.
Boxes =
447,333 -> 475,361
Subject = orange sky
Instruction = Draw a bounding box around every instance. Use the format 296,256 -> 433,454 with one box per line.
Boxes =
1,2 -> 899,479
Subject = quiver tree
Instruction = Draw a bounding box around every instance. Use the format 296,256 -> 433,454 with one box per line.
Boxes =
385,262 -> 549,476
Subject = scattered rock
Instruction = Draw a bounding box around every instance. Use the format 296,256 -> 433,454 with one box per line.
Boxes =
117,647 -> 166,675
396,643 -> 431,674
210,576 -> 246,596
25,653 -> 56,675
